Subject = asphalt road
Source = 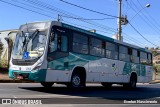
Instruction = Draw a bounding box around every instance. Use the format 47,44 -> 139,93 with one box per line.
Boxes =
0,83 -> 159,107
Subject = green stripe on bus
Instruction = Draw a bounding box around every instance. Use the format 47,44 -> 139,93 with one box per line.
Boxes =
48,52 -> 101,70
123,63 -> 146,76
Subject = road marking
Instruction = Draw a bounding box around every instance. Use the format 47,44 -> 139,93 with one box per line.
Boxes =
13,96 -> 17,98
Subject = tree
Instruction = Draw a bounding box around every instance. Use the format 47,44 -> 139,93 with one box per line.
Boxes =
0,40 -> 4,68
0,40 -> 3,57
153,64 -> 160,73
152,50 -> 158,57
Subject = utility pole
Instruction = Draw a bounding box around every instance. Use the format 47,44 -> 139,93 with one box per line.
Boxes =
58,14 -> 60,22
57,14 -> 62,22
117,0 -> 122,41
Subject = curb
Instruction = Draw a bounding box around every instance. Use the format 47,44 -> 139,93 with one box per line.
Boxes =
0,80 -> 35,83
149,80 -> 160,84
0,80 -> 160,84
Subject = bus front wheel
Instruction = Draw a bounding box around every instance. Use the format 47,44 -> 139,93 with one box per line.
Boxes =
41,82 -> 54,88
67,73 -> 83,88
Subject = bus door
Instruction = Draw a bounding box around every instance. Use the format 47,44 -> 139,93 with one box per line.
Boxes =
46,26 -> 69,82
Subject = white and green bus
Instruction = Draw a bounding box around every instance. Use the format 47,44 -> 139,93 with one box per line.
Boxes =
9,21 -> 153,89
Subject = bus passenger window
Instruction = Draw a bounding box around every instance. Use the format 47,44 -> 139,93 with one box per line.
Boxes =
140,52 -> 147,64
119,46 -> 130,62
73,33 -> 88,54
90,38 -> 105,57
106,42 -> 118,60
132,49 -> 139,63
147,53 -> 152,65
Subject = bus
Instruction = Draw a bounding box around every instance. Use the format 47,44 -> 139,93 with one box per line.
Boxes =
9,21 -> 153,89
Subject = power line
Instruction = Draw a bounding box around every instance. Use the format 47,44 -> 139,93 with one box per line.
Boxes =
128,22 -> 158,47
60,15 -> 116,20
1,0 -> 149,47
137,0 -> 160,31
1,0 -> 117,35
59,0 -> 118,18
2,0 -> 145,46
122,32 -> 146,46
129,0 -> 160,34
23,0 -> 117,33
0,0 -> 55,19
13,0 -> 112,22
123,37 -> 144,47
0,0 -> 149,47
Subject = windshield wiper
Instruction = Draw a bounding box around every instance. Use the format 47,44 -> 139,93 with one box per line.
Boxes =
21,31 -> 26,48
23,29 -> 39,52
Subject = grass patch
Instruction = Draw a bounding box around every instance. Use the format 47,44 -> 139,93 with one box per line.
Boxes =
156,73 -> 160,80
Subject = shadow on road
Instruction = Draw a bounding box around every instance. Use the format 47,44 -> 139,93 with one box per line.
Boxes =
19,84 -> 160,101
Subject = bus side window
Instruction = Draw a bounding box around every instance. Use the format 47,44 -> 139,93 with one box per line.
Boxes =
49,32 -> 57,53
128,48 -> 132,62
119,46 -> 130,62
61,35 -> 68,52
57,35 -> 68,52
132,49 -> 140,64
147,53 -> 152,65
140,52 -> 147,65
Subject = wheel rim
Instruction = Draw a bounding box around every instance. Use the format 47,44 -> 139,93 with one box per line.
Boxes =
72,75 -> 81,87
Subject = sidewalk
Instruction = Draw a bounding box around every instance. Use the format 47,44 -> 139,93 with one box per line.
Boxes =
149,79 -> 160,84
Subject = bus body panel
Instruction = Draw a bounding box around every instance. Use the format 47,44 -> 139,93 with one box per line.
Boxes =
9,21 -> 153,85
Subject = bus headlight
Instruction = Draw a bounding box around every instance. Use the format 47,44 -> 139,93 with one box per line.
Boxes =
33,65 -> 41,70
33,62 -> 42,70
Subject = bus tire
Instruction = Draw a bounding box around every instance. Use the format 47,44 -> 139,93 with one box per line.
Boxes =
41,82 -> 54,88
101,82 -> 112,88
123,74 -> 137,89
67,73 -> 82,88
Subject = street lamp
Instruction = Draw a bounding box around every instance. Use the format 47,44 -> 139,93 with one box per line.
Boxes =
129,4 -> 150,22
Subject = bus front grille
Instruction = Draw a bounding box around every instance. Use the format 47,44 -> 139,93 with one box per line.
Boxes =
12,58 -> 38,66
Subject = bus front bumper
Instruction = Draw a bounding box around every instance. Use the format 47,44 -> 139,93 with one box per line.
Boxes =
9,69 -> 47,82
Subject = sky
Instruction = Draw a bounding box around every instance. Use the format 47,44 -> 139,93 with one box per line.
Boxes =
0,0 -> 160,48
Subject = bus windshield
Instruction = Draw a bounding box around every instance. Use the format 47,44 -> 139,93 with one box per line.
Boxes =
12,30 -> 47,60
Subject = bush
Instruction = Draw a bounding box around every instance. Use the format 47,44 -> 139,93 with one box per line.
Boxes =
0,58 -> 8,68
153,64 -> 160,73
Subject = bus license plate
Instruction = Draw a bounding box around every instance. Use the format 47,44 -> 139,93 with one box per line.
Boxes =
17,76 -> 23,80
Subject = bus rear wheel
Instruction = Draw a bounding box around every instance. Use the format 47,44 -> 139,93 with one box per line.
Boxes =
123,74 -> 137,89
41,82 -> 54,88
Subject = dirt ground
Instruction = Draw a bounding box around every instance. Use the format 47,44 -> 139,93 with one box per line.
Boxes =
0,73 -> 12,80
